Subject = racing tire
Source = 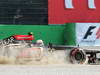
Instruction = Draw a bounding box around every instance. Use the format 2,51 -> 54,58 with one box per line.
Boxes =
69,48 -> 86,64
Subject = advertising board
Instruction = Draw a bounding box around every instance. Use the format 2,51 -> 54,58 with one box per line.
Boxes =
76,23 -> 100,46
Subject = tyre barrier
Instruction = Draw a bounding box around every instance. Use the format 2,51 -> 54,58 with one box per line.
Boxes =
69,48 -> 86,64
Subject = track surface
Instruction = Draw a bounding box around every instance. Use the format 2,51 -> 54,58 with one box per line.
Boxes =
0,64 -> 100,75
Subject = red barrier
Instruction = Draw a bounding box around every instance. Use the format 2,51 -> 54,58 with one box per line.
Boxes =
48,0 -> 100,24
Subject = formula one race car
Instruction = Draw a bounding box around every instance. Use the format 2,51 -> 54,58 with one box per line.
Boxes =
0,33 -> 100,65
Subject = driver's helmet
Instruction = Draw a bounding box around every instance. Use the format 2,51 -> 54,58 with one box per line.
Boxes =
28,32 -> 33,35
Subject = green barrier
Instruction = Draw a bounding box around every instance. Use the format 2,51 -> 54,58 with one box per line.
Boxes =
0,24 -> 76,45
64,23 -> 76,45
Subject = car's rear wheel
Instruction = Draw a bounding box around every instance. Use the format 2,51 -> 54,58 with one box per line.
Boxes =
69,48 -> 86,64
